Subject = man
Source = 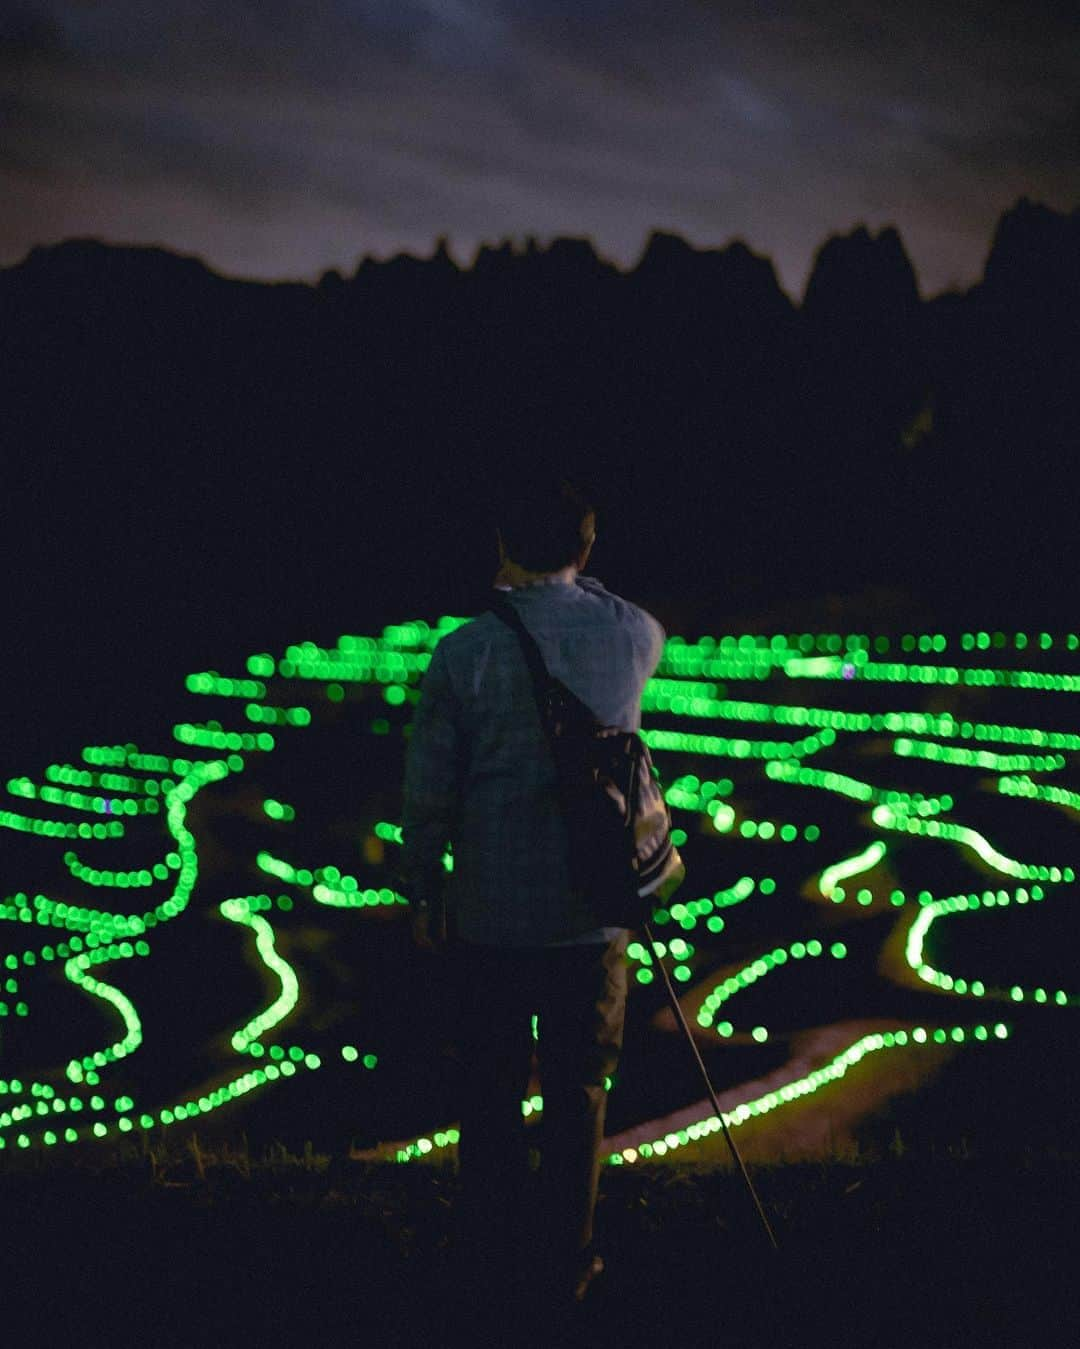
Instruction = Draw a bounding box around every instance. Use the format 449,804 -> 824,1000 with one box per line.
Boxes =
399,473 -> 666,1314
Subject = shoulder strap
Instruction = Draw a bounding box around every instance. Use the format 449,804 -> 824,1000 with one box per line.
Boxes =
488,592 -> 554,702
488,591 -> 608,746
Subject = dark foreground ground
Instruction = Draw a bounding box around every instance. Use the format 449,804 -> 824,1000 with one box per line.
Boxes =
3,1137 -> 1078,1349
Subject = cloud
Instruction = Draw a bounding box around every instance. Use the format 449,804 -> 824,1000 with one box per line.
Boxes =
0,1 -> 1077,298
918,93 -> 1080,178
0,82 -> 317,209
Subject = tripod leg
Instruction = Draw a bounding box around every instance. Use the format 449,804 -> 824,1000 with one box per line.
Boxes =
643,920 -> 780,1252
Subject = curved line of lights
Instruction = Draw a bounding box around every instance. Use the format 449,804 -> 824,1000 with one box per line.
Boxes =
0,621 -> 1076,1157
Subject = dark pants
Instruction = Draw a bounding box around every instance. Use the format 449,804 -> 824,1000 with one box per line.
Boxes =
453,931 -> 629,1281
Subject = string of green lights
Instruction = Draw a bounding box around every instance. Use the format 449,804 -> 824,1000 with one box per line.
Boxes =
696,937 -> 848,1037
393,1021 -> 1012,1166
221,895 -> 301,1054
2,619 -> 1078,1160
904,883 -> 1079,1007
870,802 -> 1074,883
819,842 -> 888,899
998,774 -> 1080,812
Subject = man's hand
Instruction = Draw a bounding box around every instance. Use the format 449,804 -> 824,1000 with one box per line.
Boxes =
409,900 -> 448,952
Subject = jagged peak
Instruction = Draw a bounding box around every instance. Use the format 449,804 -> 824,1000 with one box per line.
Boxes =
629,228 -> 792,312
430,234 -> 460,271
981,196 -> 1080,297
634,228 -> 777,275
354,247 -> 436,276
536,235 -> 615,278
801,221 -> 921,316
634,228 -> 697,271
317,266 -> 346,291
466,233 -> 614,280
470,237 -> 517,268
542,235 -> 601,263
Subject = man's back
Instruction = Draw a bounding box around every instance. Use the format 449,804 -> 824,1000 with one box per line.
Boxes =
401,572 -> 666,946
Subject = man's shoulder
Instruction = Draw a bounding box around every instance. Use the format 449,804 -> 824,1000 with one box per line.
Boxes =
425,610 -> 504,665
576,577 -> 666,647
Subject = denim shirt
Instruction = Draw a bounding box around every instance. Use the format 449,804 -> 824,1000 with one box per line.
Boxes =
400,573 -> 666,947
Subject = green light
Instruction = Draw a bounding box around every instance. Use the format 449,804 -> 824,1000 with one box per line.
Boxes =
711,803 -> 735,832
5,619 -> 1076,1156
819,841 -> 887,899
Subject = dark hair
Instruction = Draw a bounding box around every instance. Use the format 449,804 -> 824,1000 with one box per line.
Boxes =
492,472 -> 597,574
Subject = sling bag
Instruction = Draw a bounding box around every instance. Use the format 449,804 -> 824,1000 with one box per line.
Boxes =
489,592 -> 685,929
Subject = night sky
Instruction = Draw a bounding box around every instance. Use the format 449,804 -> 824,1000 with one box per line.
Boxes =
2,1 -> 1077,301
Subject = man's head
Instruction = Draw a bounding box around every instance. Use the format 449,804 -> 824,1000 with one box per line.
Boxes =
491,473 -> 597,579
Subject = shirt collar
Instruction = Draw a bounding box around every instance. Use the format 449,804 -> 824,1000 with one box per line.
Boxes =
494,567 -> 577,591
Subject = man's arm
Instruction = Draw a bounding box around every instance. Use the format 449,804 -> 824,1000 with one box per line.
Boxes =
399,641 -> 462,939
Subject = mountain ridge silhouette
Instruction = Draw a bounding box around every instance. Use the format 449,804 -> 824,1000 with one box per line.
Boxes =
2,195 -> 1078,764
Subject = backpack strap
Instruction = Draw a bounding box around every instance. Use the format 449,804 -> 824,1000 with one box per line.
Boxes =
488,591 -> 556,702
